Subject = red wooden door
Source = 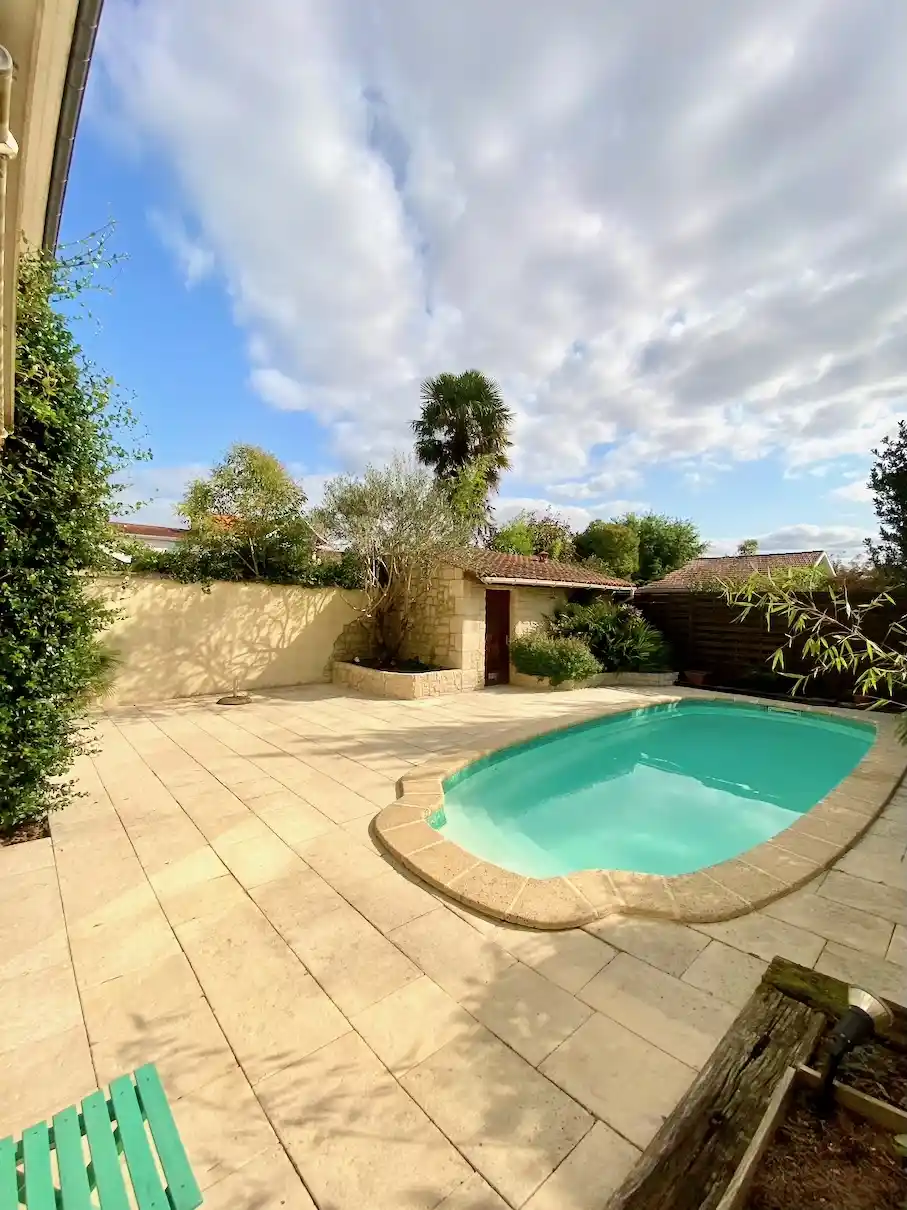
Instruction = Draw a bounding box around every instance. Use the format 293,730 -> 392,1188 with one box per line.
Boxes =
484,590 -> 511,685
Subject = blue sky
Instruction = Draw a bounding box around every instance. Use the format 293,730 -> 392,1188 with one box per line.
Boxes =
61,0 -> 903,558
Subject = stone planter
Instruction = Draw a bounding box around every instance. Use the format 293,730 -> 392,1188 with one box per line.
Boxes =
589,671 -> 677,688
332,660 -> 479,700
512,670 -> 676,691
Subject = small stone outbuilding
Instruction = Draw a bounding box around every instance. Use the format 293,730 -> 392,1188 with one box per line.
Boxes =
402,550 -> 634,689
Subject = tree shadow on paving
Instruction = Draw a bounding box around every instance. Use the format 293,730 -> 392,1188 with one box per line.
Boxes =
97,689 -> 656,1206
91,1007 -> 294,1172
140,686 -> 627,775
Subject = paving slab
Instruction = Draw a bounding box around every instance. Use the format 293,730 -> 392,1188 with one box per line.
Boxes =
817,869 -> 907,927
693,911 -> 825,968
248,792 -> 335,846
888,924 -> 907,969
257,1030 -> 474,1210
288,900 -> 423,1015
339,864 -> 441,934
586,915 -> 709,977
175,901 -> 350,1082
390,908 -> 517,1002
81,950 -> 203,1037
0,865 -> 69,981
90,996 -> 237,1101
352,976 -> 479,1077
211,822 -> 305,889
579,951 -> 737,1069
490,924 -> 616,993
681,940 -> 769,1009
523,1120 -> 641,1210
433,1173 -> 510,1210
200,1146 -> 317,1210
170,1067 -> 283,1190
401,1025 -> 593,1207
0,1024 -> 96,1139
832,836 -> 906,889
0,836 -> 54,875
762,886 -> 895,955
539,1012 -> 695,1150
814,940 -> 907,1002
251,866 -> 347,934
462,961 -> 592,1066
0,960 -> 84,1053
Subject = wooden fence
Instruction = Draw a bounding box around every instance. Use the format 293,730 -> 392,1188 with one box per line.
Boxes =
634,588 -> 907,700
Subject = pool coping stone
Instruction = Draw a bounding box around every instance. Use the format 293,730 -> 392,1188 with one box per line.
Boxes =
373,692 -> 906,930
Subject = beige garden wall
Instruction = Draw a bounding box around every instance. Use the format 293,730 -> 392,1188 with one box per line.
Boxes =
94,576 -> 367,705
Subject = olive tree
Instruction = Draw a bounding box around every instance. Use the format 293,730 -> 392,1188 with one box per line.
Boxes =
315,457 -> 468,663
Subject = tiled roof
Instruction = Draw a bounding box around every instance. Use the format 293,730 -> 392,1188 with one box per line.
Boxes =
640,550 -> 830,592
447,549 -> 634,589
111,522 -> 189,539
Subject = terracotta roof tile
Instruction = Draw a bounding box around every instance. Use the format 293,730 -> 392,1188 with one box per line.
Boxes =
447,549 -> 634,589
111,522 -> 189,539
640,550 -> 830,592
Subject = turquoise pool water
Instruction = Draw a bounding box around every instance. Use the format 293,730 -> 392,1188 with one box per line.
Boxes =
434,700 -> 874,878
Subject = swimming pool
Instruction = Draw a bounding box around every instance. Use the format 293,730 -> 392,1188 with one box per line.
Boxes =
432,700 -> 875,878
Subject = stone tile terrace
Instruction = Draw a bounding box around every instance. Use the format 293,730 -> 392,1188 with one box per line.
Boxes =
1,685 -> 905,1210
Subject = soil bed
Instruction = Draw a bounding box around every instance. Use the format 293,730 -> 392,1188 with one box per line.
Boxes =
1,816 -> 50,846
746,1089 -> 906,1210
357,658 -> 444,673
832,1037 -> 907,1110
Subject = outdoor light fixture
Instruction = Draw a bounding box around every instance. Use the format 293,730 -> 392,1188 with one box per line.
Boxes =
816,986 -> 893,1112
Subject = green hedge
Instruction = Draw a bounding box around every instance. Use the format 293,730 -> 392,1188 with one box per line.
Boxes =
510,633 -> 601,686
125,540 -> 364,590
0,247 -> 138,833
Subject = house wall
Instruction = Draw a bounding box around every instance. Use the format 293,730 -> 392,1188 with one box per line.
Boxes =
509,585 -> 569,686
401,566 -> 485,689
2,0 -> 81,438
93,576 -> 367,705
130,535 -> 182,553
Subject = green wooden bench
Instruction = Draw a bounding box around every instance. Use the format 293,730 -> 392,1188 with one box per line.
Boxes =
0,1063 -> 202,1210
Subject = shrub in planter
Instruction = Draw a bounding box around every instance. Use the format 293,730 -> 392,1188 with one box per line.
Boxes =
510,633 -> 601,687
549,599 -> 671,672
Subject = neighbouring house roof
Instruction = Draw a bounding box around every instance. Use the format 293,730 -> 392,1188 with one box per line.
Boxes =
448,549 -> 635,590
111,522 -> 189,540
640,550 -> 833,592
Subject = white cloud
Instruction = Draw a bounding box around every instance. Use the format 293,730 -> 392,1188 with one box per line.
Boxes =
147,210 -> 214,287
250,367 -> 307,411
114,463 -> 207,526
707,522 -> 870,559
494,497 -> 649,531
829,477 -> 872,504
97,0 -> 907,503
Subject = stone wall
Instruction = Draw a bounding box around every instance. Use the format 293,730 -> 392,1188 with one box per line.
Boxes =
401,565 -> 485,690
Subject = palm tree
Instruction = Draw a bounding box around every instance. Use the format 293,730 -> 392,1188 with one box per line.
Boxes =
412,370 -> 513,489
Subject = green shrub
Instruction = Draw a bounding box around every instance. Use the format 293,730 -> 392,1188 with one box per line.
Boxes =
510,633 -> 601,686
549,600 -> 671,671
127,539 -> 363,590
0,244 -> 143,834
